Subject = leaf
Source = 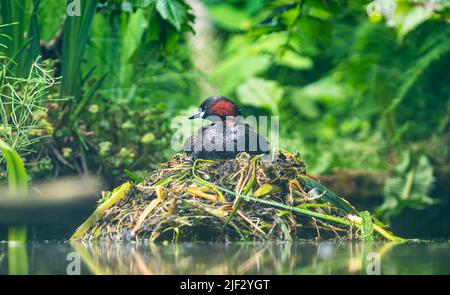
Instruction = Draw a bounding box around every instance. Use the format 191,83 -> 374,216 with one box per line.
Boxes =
384,37 -> 450,115
71,182 -> 132,240
0,139 -> 27,193
292,77 -> 350,103
207,4 -> 252,31
129,40 -> 161,67
0,139 -> 28,253
396,6 -> 434,40
289,77 -> 351,121
377,151 -> 436,220
253,183 -> 275,197
204,207 -> 229,219
156,0 -> 187,31
61,0 -> 99,97
237,78 -> 284,114
274,50 -> 313,70
213,54 -> 271,94
0,0 -> 40,77
124,169 -> 144,183
298,174 -> 359,215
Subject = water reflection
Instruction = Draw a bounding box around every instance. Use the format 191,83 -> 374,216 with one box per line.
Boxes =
1,241 -> 450,274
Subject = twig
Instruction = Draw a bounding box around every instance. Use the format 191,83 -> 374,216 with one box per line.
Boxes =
237,210 -> 266,235
131,198 -> 161,236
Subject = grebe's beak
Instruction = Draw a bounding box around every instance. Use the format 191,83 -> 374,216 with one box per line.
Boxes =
188,109 -> 205,119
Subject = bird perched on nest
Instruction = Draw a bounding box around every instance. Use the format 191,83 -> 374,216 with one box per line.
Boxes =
183,96 -> 270,160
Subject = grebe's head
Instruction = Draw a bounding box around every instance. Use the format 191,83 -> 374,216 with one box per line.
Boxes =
188,96 -> 241,121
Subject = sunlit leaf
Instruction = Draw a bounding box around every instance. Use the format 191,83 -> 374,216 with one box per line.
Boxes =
213,54 -> 271,94
207,4 -> 252,31
156,0 -> 188,31
253,183 -> 276,197
396,6 -> 435,39
237,78 -> 284,114
275,50 -> 313,70
0,139 -> 27,193
377,151 -> 436,220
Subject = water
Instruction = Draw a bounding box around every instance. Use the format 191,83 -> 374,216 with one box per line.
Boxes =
1,241 -> 450,274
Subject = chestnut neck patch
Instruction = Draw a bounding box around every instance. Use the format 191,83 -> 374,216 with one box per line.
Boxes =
208,100 -> 239,118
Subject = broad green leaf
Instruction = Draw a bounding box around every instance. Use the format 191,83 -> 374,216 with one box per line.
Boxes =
377,151 -> 436,220
293,77 -> 350,103
1,139 -> 28,269
0,139 -> 27,193
207,4 -> 252,31
237,78 -> 284,114
213,54 -> 271,94
275,50 -> 313,70
156,0 -> 187,31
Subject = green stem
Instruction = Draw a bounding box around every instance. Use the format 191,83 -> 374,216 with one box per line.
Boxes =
194,179 -> 351,226
70,181 -> 132,240
194,179 -> 405,242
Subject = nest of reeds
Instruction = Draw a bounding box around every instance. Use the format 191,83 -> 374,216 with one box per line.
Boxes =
72,151 -> 403,242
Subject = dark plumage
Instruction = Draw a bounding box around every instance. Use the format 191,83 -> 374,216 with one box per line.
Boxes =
183,96 -> 270,159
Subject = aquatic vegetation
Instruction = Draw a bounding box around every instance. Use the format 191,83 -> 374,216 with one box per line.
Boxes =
72,151 -> 403,242
0,58 -> 55,160
0,0 -> 448,242
0,139 -> 27,191
0,139 -> 29,274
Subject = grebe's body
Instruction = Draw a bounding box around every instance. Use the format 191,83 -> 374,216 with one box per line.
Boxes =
183,96 -> 270,159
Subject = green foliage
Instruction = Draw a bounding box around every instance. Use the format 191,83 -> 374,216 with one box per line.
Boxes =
237,77 -> 284,114
0,1 -> 197,182
377,150 -> 436,221
1,0 -> 449,224
0,139 -> 27,192
61,0 -> 99,97
0,58 -> 55,161
374,0 -> 450,40
0,0 -> 40,77
0,138 -> 29,273
202,0 -> 449,219
124,168 -> 144,183
359,211 -> 374,241
60,1 -> 197,180
156,0 -> 193,31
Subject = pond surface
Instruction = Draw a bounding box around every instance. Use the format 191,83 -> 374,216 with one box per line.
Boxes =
1,241 -> 450,275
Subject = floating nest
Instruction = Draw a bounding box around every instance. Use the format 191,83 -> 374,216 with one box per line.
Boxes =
71,151 -> 403,242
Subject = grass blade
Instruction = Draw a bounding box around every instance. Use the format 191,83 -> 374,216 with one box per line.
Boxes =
70,181 -> 132,240
0,139 -> 29,274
